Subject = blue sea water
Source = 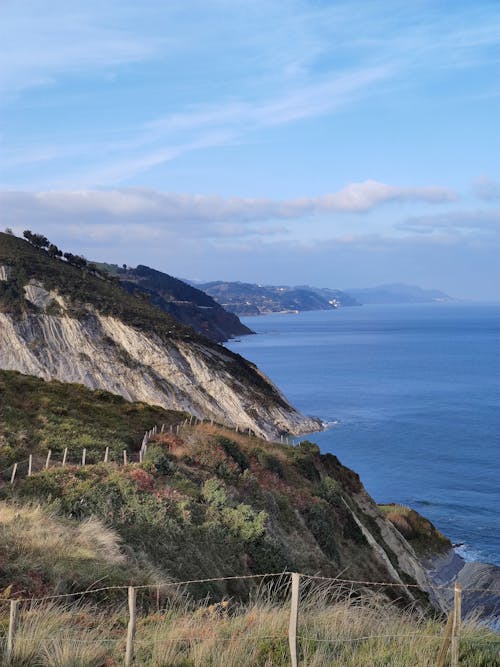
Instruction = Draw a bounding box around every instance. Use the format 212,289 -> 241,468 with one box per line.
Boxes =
227,303 -> 500,566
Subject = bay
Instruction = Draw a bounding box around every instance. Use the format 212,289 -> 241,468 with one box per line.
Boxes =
227,303 -> 500,566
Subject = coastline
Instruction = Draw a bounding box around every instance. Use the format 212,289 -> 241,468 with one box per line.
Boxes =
425,548 -> 500,630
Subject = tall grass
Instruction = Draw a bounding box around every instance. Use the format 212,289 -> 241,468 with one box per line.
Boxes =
1,582 -> 498,666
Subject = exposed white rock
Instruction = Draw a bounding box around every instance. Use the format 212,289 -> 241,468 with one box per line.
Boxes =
0,265 -> 12,281
23,280 -> 55,310
0,311 -> 321,440
351,491 -> 447,611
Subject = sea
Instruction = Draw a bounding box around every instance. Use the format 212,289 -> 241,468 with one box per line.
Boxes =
227,303 -> 500,566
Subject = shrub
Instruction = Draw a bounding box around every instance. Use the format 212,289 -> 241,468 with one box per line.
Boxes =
216,436 -> 249,471
144,444 -> 177,475
256,451 -> 285,478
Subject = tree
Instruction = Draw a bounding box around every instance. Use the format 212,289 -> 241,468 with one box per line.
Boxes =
63,252 -> 87,268
48,244 -> 63,258
23,230 -> 50,249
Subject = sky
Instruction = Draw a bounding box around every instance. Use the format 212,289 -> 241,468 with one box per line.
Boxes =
1,0 -> 499,299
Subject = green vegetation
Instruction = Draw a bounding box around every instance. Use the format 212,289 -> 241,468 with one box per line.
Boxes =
1,414 -> 418,602
0,370 -> 497,664
378,504 -> 451,556
0,370 -> 184,469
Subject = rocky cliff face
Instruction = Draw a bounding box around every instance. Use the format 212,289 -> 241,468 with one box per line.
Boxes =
0,276 -> 320,440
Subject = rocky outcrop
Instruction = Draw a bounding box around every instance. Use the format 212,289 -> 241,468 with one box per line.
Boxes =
0,285 -> 321,440
351,491 -> 446,610
425,549 -> 500,629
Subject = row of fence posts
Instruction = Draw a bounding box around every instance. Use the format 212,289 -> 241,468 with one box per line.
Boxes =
6,420 -> 188,484
7,418 -> 297,485
4,575 -> 464,666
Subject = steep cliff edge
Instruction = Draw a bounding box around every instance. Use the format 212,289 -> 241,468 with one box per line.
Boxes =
0,233 -> 320,439
99,262 -> 254,343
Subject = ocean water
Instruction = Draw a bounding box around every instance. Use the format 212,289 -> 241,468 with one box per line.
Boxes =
227,303 -> 500,566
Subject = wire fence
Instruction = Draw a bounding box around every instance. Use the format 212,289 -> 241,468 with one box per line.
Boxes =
1,572 -> 499,667
0,418 -> 299,486
1,422 -> 499,664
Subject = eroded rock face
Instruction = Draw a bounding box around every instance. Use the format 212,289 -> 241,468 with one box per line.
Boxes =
0,307 -> 321,440
0,265 -> 12,281
351,491 -> 446,610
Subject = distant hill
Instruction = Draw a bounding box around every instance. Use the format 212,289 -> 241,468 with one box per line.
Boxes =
345,284 -> 455,305
97,263 -> 253,342
195,281 -> 359,316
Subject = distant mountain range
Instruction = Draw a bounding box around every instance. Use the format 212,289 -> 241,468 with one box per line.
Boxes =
190,280 -> 454,315
193,281 -> 359,316
344,283 -> 455,305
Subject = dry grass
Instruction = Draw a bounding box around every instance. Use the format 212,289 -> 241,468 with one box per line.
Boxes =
1,582 -> 498,666
0,502 -> 163,599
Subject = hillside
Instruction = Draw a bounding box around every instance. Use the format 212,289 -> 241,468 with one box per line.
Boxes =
99,262 -> 253,342
0,370 -> 436,602
195,280 -> 359,316
0,369 -> 186,470
0,232 -> 320,439
1,372 -> 498,665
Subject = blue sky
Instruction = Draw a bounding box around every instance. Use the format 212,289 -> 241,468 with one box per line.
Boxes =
1,0 -> 499,299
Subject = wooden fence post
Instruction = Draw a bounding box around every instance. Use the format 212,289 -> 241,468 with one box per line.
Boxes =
28,454 -> 33,476
123,450 -> 128,465
81,448 -> 86,466
104,447 -> 109,463
125,586 -> 137,667
10,463 -> 18,485
289,573 -> 300,667
62,448 -> 68,467
451,582 -> 462,667
436,612 -> 454,667
45,450 -> 52,469
7,599 -> 19,661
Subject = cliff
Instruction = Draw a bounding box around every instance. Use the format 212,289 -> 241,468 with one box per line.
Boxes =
0,233 -> 320,440
100,262 -> 253,342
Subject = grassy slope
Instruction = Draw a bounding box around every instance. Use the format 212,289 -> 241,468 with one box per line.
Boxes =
0,232 -> 285,403
0,370 -> 185,469
0,389 -> 496,663
4,422 -> 385,596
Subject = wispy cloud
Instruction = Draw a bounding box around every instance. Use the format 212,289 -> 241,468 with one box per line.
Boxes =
0,1 -> 164,97
473,176 -> 500,201
2,65 -> 390,187
396,209 -> 500,240
3,1 -> 499,187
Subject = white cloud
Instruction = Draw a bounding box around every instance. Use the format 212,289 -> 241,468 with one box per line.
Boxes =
0,182 -> 456,233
